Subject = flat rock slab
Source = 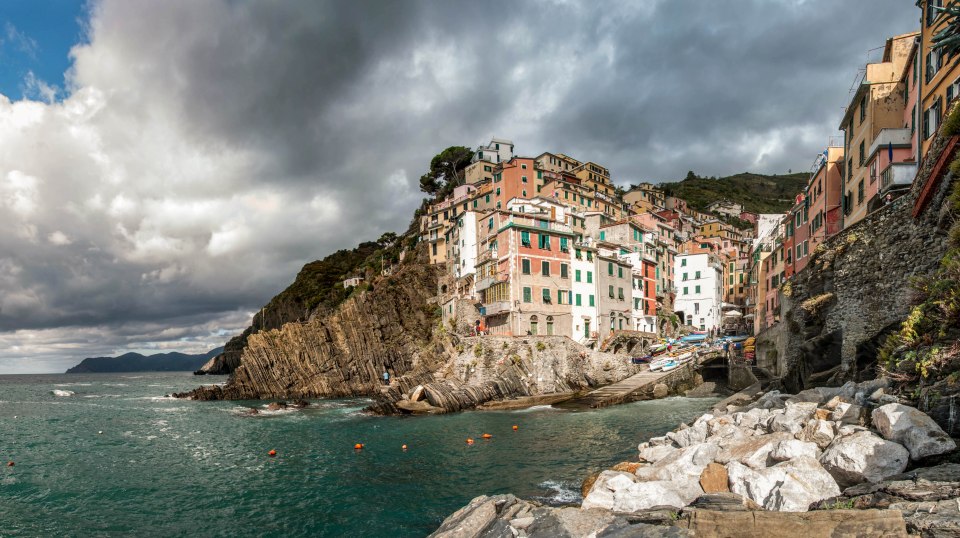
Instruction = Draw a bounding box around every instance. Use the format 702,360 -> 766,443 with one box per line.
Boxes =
678,509 -> 908,538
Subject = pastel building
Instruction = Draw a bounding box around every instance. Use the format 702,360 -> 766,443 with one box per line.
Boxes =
596,251 -> 634,336
806,146 -> 845,253
472,137 -> 514,164
571,244 -> 599,344
674,252 -> 723,332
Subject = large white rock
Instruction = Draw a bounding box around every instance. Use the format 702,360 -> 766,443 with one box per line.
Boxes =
638,444 -> 677,464
609,480 -> 688,512
769,402 -> 819,435
819,431 -> 909,487
798,419 -> 836,449
635,442 -> 718,482
770,439 -> 821,462
733,407 -> 771,430
715,432 -> 793,469
667,420 -> 708,447
726,457 -> 840,512
581,471 -> 637,510
830,401 -> 863,425
871,403 -> 957,460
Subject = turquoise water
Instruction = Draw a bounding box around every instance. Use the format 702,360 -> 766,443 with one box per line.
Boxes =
0,372 -> 717,537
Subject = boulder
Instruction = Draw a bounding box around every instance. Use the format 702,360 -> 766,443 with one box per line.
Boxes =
678,509 -> 908,537
608,480 -> 689,512
824,395 -> 851,411
770,439 -> 821,462
611,461 -> 644,474
715,432 -> 793,469
786,389 -> 825,405
769,402 -> 818,435
830,402 -> 864,425
733,408 -> 770,430
798,419 -> 836,449
687,492 -> 761,511
410,385 -> 425,401
814,408 -> 831,421
634,443 -> 717,505
726,457 -> 840,512
699,463 -> 729,494
871,403 -> 957,460
581,471 -> 637,510
819,431 -> 909,487
652,383 -> 669,399
752,390 -> 786,410
667,420 -> 708,448
638,444 -> 677,464
428,494 -> 502,538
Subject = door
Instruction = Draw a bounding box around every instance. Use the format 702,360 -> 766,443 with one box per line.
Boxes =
584,319 -> 591,339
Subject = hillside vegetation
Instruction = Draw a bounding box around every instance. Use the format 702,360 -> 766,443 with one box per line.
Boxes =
657,171 -> 808,214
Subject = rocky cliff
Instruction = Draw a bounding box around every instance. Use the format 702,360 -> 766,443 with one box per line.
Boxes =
181,253 -> 443,401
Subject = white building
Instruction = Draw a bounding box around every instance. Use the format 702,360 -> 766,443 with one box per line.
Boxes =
570,244 -> 599,344
674,253 -> 723,332
472,137 -> 514,164
452,211 -> 480,281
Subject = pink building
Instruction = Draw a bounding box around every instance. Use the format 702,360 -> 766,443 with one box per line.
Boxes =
807,146 -> 845,254
739,211 -> 759,225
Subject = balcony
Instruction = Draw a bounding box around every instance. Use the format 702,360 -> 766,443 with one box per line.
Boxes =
428,220 -> 442,230
503,214 -> 573,234
482,301 -> 512,316
477,249 -> 499,264
880,162 -> 918,193
476,273 -> 508,291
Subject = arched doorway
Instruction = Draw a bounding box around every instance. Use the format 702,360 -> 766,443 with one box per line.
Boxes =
530,315 -> 539,336
546,316 -> 554,336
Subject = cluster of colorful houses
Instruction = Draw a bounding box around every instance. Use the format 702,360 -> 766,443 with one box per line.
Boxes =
418,3 -> 960,349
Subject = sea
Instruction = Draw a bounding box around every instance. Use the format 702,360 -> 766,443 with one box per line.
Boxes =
0,372 -> 718,537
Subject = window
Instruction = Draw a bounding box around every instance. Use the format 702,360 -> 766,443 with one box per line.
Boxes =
541,261 -> 550,276
859,140 -> 865,166
927,48 -> 943,83
523,287 -> 532,303
473,200 -> 478,208
522,190 -> 527,197
608,262 -> 614,276
694,303 -> 700,314
608,285 -> 615,298
695,285 -> 701,294
796,245 -> 802,260
522,259 -> 531,274
599,231 -> 605,241
925,97 -> 943,140
521,230 -> 531,247
542,288 -> 551,303
538,234 -> 550,250
859,94 -> 866,124
618,266 -> 623,278
485,194 -> 490,203
586,251 -> 593,261
484,165 -> 492,172
560,264 -> 568,278
682,272 -> 688,281
530,315 -> 538,335
858,179 -> 865,204
681,258 -> 687,267
695,271 -> 701,279
575,293 -> 582,306
537,171 -> 542,179
587,271 -> 593,284
488,217 -> 494,230
496,187 -> 501,195
557,290 -> 565,304
521,163 -> 527,169
522,176 -> 527,183
575,248 -> 582,260
589,295 -> 595,307
560,237 -> 568,252
618,287 -> 624,300
575,269 -> 581,282
927,0 -> 944,26
683,286 -> 688,295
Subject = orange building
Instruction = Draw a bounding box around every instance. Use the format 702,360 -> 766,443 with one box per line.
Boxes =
919,1 -> 960,159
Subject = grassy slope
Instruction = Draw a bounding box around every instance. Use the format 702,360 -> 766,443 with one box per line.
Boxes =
656,172 -> 809,214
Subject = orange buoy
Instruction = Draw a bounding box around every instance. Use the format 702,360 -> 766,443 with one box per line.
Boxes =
466,438 -> 474,445
268,449 -> 277,457
6,461 -> 13,467
512,425 -> 518,431
401,444 -> 408,450
481,433 -> 493,439
354,443 -> 364,450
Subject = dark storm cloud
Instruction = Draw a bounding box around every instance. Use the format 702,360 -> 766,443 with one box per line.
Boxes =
0,0 -> 921,371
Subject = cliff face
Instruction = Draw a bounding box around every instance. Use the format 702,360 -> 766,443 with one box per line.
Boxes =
183,259 -> 442,400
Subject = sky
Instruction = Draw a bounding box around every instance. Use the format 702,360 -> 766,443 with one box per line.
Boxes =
0,0 -> 920,374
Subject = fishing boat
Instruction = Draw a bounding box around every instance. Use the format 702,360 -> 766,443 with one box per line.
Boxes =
631,355 -> 652,365
661,360 -> 680,372
648,357 -> 670,371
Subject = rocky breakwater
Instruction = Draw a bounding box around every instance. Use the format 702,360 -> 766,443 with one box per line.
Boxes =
373,335 -> 637,414
178,261 -> 442,401
432,379 -> 960,537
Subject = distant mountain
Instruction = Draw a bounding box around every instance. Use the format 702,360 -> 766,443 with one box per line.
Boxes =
66,347 -> 224,374
656,171 -> 808,214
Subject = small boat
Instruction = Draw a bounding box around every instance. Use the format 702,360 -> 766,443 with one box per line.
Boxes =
649,357 -> 670,371
631,355 -> 652,364
661,360 -> 680,372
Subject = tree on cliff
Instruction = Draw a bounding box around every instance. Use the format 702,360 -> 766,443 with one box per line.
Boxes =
419,146 -> 473,198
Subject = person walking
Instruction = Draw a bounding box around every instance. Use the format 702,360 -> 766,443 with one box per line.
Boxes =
382,371 -> 390,385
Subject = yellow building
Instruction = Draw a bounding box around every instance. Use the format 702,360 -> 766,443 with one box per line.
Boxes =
624,183 -> 665,212
919,1 -> 960,158
839,31 -> 918,227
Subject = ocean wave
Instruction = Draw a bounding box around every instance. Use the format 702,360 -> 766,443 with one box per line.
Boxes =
101,383 -> 129,387
534,480 -> 581,505
54,383 -> 91,387
51,390 -> 75,397
511,405 -> 562,413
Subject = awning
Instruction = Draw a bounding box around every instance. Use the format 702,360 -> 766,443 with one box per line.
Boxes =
724,310 -> 743,317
